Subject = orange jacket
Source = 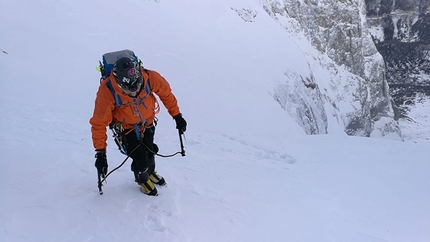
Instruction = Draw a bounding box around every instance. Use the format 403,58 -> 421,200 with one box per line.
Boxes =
90,68 -> 181,150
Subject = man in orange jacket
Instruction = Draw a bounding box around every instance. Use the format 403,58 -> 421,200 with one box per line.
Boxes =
90,56 -> 187,196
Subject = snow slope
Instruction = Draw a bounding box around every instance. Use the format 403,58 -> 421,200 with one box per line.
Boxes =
1,0 -> 429,241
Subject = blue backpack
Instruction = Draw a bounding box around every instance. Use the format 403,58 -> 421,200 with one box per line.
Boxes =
98,49 -> 139,80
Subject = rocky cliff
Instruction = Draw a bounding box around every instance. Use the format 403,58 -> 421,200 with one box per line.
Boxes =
259,0 -> 402,139
365,0 -> 430,115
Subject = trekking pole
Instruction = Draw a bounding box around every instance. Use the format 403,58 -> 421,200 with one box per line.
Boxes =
178,129 -> 186,156
97,171 -> 104,195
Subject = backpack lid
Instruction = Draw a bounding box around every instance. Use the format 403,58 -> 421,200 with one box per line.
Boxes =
102,49 -> 138,78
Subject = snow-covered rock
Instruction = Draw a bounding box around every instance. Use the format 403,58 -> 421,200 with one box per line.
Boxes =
259,0 -> 402,139
366,0 -> 430,116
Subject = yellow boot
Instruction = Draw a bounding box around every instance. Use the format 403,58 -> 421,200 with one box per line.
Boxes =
149,172 -> 166,186
139,179 -> 158,196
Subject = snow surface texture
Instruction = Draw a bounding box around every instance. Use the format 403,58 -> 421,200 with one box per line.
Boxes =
1,0 -> 429,241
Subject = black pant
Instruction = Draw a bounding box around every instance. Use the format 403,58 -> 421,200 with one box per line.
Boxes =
125,125 -> 156,175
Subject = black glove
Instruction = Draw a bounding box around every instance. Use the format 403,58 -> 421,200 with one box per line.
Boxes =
95,150 -> 108,177
173,113 -> 187,134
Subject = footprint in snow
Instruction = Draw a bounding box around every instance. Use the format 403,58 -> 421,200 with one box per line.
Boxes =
145,214 -> 166,232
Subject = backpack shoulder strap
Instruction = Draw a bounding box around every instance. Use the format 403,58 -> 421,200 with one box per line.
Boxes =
143,68 -> 151,94
106,79 -> 123,106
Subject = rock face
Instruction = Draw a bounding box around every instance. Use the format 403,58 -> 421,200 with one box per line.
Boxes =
365,0 -> 430,114
260,0 -> 402,139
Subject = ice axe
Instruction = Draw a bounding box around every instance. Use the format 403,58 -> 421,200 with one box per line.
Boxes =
178,129 -> 186,156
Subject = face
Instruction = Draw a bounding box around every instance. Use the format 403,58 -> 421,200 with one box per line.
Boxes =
119,75 -> 142,91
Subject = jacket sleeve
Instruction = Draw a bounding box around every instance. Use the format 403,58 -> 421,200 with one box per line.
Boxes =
148,70 -> 181,117
89,83 -> 115,150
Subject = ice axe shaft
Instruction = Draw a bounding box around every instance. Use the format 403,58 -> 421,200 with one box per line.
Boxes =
178,129 -> 186,156
97,170 -> 104,195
